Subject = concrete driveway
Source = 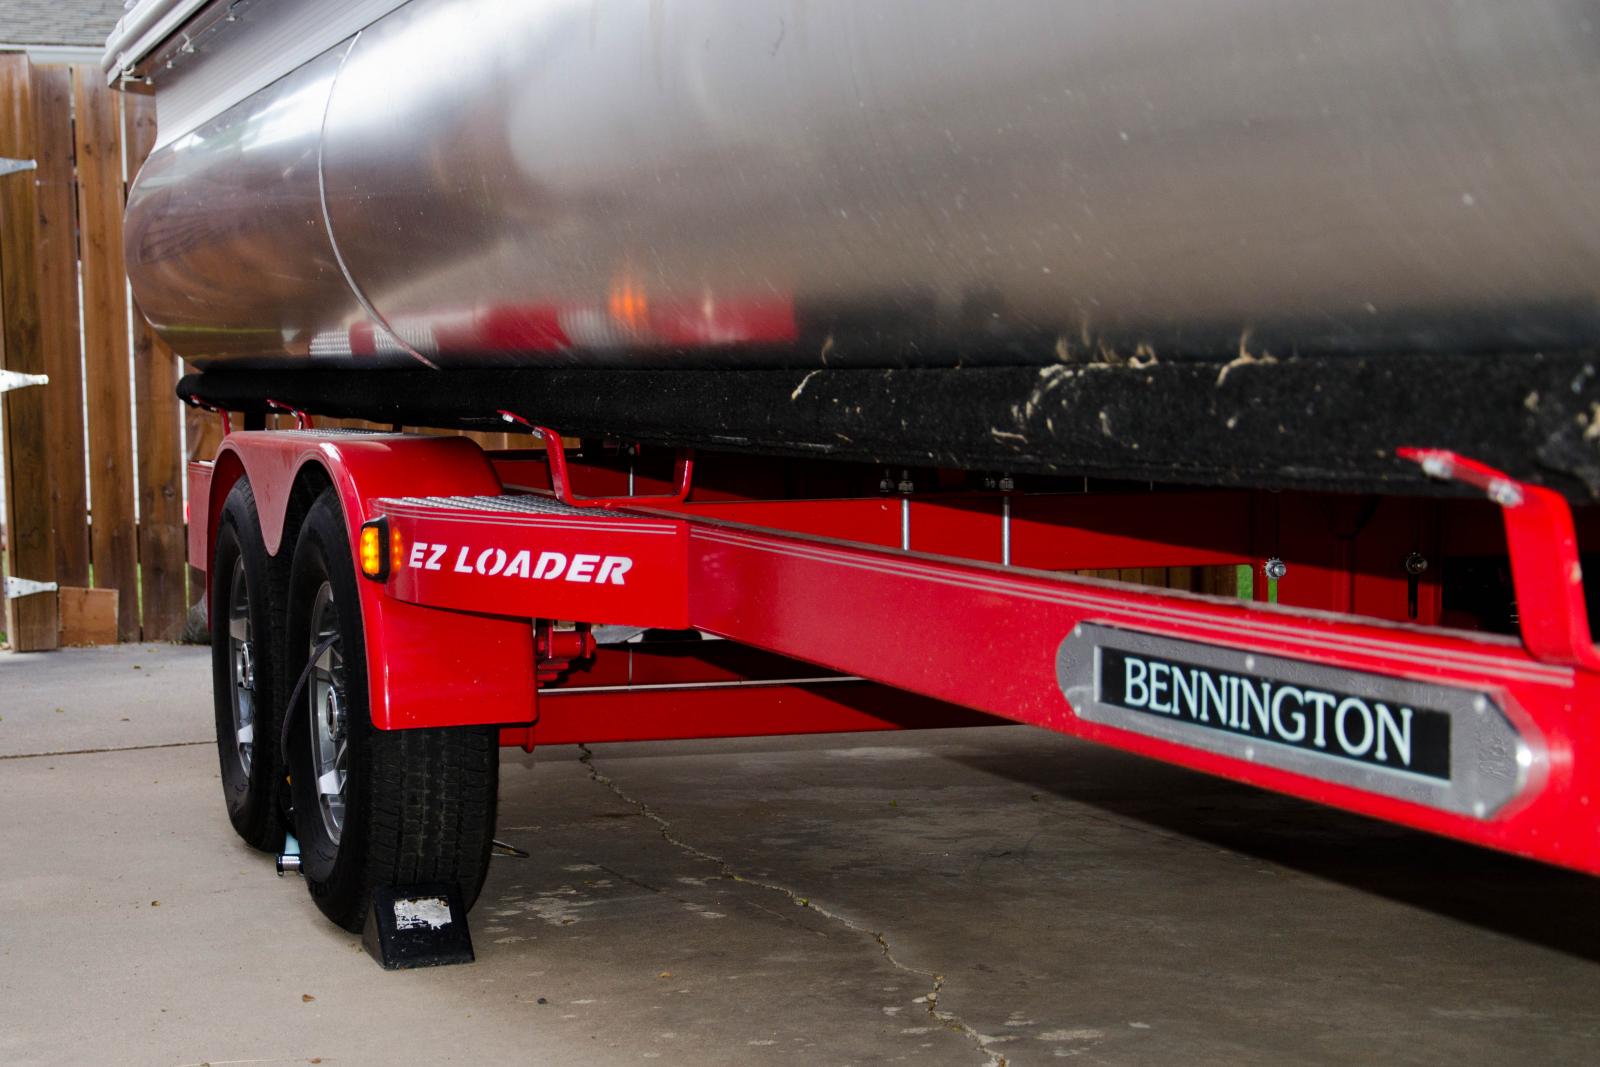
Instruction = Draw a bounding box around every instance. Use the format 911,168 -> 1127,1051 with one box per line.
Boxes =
3,645 -> 1600,1065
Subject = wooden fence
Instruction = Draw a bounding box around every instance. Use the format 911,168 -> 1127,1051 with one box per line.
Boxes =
0,56 -> 185,650
0,55 -> 512,651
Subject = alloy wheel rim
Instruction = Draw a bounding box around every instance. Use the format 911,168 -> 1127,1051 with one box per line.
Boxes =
308,581 -> 348,845
227,560 -> 256,776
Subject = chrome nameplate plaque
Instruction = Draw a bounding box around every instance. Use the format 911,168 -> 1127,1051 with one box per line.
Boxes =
1056,624 -> 1537,819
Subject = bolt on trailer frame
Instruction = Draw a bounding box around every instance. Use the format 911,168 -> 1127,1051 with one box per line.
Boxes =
187,421 -> 1600,880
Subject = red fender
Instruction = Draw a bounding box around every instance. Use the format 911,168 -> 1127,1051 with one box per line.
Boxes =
191,432 -> 535,730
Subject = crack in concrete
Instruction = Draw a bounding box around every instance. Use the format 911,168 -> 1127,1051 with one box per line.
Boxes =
0,739 -> 211,761
577,744 -> 1007,1066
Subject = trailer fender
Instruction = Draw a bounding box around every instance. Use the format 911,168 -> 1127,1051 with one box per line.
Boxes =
195,431 -> 536,731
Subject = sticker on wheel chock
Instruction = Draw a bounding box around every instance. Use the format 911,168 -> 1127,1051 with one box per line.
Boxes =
393,896 -> 453,931
1055,624 -> 1539,819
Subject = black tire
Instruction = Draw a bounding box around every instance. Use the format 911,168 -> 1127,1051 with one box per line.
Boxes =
285,488 -> 499,932
210,480 -> 287,852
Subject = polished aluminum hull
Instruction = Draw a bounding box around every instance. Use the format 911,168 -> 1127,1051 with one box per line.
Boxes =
124,0 -> 1600,370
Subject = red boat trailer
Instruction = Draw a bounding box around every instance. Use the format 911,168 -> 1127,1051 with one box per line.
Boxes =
188,424 -> 1600,881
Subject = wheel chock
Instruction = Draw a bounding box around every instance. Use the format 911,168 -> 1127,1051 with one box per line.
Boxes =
362,883 -> 475,970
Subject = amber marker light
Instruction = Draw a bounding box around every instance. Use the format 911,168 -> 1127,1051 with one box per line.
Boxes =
359,518 -> 390,581
391,527 -> 405,573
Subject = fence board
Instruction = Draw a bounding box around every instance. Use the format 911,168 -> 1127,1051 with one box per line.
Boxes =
124,93 -> 188,640
0,54 -> 59,647
72,66 -> 139,641
185,387 -> 221,615
30,64 -> 89,588
59,586 -> 118,646
185,389 -> 228,464
6,592 -> 58,652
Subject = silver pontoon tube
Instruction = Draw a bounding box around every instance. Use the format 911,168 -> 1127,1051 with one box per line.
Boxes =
122,0 -> 1600,369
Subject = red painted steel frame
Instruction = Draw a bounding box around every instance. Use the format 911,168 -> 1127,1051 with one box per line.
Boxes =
502,682 -> 1002,748
1401,448 -> 1600,670
498,410 -> 694,507
189,429 -> 1600,877
682,521 -> 1599,873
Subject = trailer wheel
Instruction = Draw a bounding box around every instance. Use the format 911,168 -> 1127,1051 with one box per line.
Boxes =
286,488 -> 499,932
211,480 -> 287,851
